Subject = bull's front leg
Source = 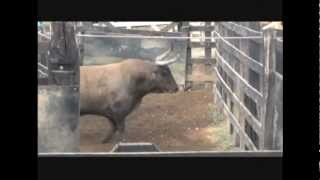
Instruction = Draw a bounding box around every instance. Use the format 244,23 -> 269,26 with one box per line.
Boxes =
115,119 -> 126,142
102,117 -> 126,144
102,98 -> 132,144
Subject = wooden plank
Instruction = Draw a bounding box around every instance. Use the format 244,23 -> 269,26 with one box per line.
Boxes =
215,86 -> 258,151
38,62 -> 48,72
218,22 -> 263,44
191,58 -> 209,64
191,58 -> 215,64
38,77 -> 49,85
110,22 -> 171,27
216,50 -> 264,104
81,26 -> 186,37
276,40 -> 283,52
38,42 -> 50,54
38,86 -> 80,152
181,22 -> 190,30
221,22 -> 263,34
272,72 -> 283,150
182,22 -> 192,81
204,22 -> 213,63
217,40 -> 264,74
190,26 -> 214,31
160,22 -> 177,32
263,72 -> 283,150
89,22 -> 120,32
261,29 -> 282,150
274,72 -> 283,81
47,22 -> 80,86
190,42 -> 215,48
215,67 -> 263,133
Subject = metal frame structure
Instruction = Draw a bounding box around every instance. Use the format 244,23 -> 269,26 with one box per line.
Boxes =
214,22 -> 283,150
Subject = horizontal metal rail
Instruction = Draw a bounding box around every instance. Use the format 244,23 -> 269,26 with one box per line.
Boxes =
217,42 -> 264,74
38,62 -> 48,70
215,84 -> 259,151
228,22 -> 263,34
217,22 -> 264,44
215,49 -> 264,102
76,33 -> 263,40
214,67 -> 263,133
38,32 -> 51,39
38,69 -> 48,76
213,31 -> 264,68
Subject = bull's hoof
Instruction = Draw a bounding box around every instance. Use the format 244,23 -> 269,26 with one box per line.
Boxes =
102,136 -> 120,144
102,132 -> 125,144
102,136 -> 113,144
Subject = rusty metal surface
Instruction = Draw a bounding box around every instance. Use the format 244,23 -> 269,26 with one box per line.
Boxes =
38,85 -> 80,153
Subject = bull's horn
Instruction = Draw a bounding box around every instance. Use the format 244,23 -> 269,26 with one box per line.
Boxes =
155,53 -> 180,66
155,48 -> 171,61
155,48 -> 179,66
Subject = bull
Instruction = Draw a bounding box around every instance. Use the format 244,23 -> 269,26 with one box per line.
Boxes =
80,49 -> 179,143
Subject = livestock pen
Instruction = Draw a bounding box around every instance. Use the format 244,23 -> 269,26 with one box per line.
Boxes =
37,21 -> 283,154
213,22 -> 283,151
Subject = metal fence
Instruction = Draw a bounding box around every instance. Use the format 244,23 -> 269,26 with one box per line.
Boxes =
213,22 -> 283,151
37,21 -> 283,153
180,22 -> 216,90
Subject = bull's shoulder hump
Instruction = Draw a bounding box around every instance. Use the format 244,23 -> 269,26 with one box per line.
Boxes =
121,59 -> 154,67
80,63 -> 119,70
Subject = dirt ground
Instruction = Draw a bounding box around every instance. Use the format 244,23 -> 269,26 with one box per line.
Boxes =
79,89 -> 233,152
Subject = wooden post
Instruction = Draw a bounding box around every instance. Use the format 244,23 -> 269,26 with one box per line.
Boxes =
177,22 -> 183,32
82,22 -> 93,29
181,22 -> 192,90
205,22 -> 212,64
47,22 -> 80,85
38,22 -> 80,153
78,24 -> 85,66
261,28 -> 277,149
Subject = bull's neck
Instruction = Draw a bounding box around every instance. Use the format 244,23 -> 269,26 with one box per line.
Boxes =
130,71 -> 155,99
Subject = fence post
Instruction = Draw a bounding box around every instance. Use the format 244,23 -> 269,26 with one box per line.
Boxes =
38,22 -> 80,153
204,22 -> 213,79
261,28 -> 277,149
78,25 -> 85,66
181,22 -> 192,90
47,22 -> 80,85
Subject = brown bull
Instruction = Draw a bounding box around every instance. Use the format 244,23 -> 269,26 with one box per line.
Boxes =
80,52 -> 179,143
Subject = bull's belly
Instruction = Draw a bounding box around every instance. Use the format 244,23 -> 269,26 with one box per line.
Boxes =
80,95 -> 142,121
79,97 -> 112,117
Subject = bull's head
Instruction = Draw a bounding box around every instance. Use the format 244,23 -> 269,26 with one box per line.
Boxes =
151,48 -> 180,93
